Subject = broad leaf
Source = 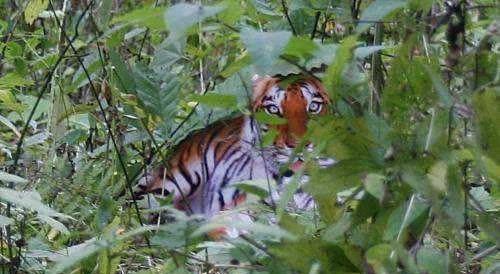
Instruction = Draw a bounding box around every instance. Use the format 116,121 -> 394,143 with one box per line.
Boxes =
473,89 -> 500,164
0,172 -> 28,184
356,0 -> 408,33
0,188 -> 68,218
0,73 -> 34,89
191,93 -> 238,110
111,6 -> 166,30
165,3 -> 225,39
133,66 -> 180,119
0,215 -> 14,226
240,28 -> 292,74
25,0 -> 48,24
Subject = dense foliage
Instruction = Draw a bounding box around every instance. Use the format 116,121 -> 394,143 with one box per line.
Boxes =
0,0 -> 498,273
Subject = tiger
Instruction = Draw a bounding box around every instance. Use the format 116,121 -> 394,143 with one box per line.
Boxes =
134,74 -> 331,221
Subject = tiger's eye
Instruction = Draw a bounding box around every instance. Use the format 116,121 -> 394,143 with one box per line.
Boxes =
265,105 -> 280,115
308,102 -> 322,113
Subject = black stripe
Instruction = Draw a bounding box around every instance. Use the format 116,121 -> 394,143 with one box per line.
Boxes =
219,146 -> 241,165
218,191 -> 225,210
188,171 -> 202,196
164,171 -> 185,198
214,138 -> 238,162
151,188 -> 170,195
232,189 -> 240,201
236,155 -> 252,175
194,171 -> 201,186
221,155 -> 244,188
202,130 -> 219,181
227,154 -> 251,181
178,162 -> 194,187
300,83 -> 314,97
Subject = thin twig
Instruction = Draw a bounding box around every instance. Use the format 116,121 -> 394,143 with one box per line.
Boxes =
310,11 -> 321,39
280,0 -> 296,35
472,245 -> 498,262
239,234 -> 272,257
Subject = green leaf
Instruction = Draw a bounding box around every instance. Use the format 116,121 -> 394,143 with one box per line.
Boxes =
109,50 -> 135,92
363,173 -> 386,202
240,28 -> 292,74
25,0 -> 48,24
133,67 -> 180,119
356,0 -> 408,33
416,247 -> 449,274
384,196 -> 428,241
193,218 -> 297,241
307,158 -> 378,224
425,65 -> 453,108
38,214 -> 69,234
322,36 -> 357,100
427,161 -> 447,193
261,128 -> 278,147
470,187 -> 494,210
49,238 -> 104,274
0,215 -> 14,226
473,89 -> 500,164
233,179 -> 275,199
111,6 -> 166,30
354,45 -> 386,59
283,36 -> 318,60
475,213 -> 500,246
219,53 -> 251,78
303,43 -> 338,71
0,188 -> 68,218
0,73 -> 34,89
271,239 -> 359,273
57,129 -> 88,145
254,111 -> 286,125
366,244 -> 397,273
217,0 -> 243,25
50,226 -> 159,273
4,41 -> 22,59
165,3 -> 225,39
191,93 -> 238,110
0,171 -> 28,184
322,213 -> 352,243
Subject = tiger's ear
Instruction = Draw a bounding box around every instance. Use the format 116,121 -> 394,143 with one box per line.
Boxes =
251,75 -> 274,111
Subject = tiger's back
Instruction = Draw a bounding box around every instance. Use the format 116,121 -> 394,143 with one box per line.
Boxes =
136,115 -> 277,216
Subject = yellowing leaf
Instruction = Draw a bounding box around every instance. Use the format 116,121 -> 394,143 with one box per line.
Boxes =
427,161 -> 447,193
111,6 -> 166,30
0,73 -> 34,89
25,0 -> 49,24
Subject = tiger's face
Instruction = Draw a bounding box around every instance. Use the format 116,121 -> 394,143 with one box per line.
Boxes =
252,75 -> 330,152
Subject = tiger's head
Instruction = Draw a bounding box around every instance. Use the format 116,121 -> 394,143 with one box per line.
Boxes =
251,75 -> 330,152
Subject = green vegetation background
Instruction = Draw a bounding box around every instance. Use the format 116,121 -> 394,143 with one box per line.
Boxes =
0,0 -> 498,273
